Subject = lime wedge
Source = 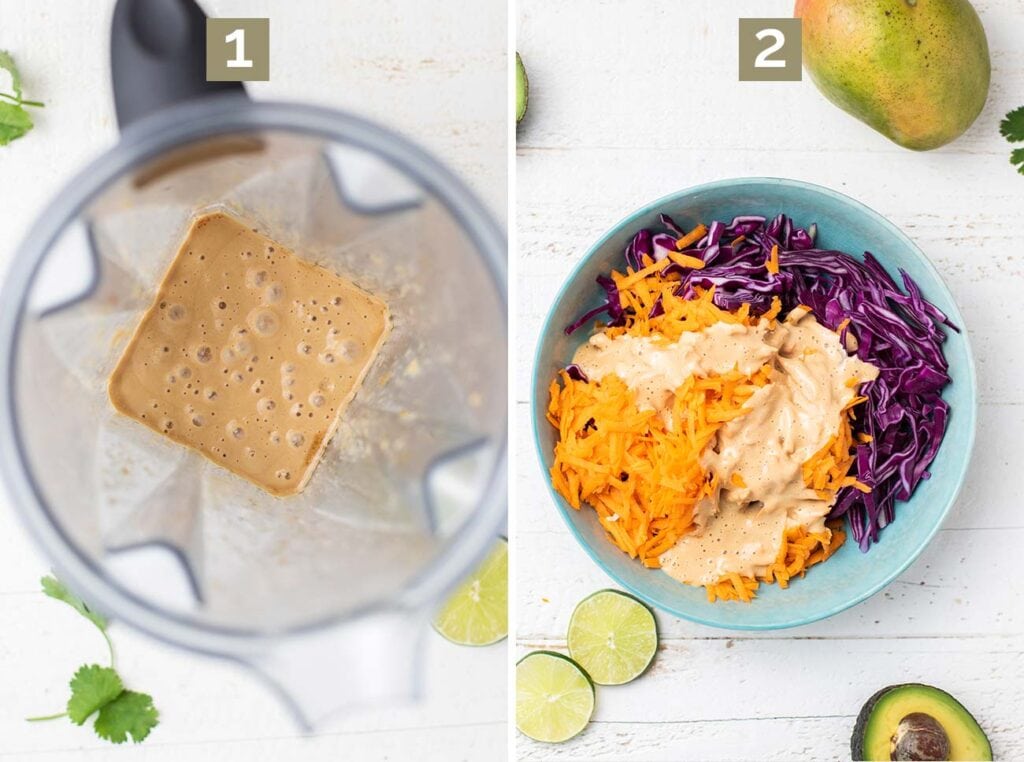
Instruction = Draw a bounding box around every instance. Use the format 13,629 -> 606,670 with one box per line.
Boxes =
567,589 -> 658,685
433,538 -> 507,646
516,651 -> 594,743
516,52 -> 529,123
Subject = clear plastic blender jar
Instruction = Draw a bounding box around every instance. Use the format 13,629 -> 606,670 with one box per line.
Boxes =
0,0 -> 506,727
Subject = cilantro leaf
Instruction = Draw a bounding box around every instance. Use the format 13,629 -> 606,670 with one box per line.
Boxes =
94,691 -> 159,744
41,576 -> 108,632
1012,147 -> 1024,176
1001,106 -> 1024,143
0,102 -> 31,146
0,49 -> 23,99
67,665 -> 123,725
0,50 -> 41,146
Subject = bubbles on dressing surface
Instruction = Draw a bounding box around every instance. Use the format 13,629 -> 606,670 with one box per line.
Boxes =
246,268 -> 268,289
248,307 -> 280,337
263,282 -> 284,304
337,338 -> 361,361
108,211 -> 390,497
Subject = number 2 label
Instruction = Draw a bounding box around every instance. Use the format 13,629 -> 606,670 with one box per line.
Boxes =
738,18 -> 801,82
754,29 -> 787,69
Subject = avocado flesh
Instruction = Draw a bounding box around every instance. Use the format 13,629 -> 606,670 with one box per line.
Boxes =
853,684 -> 992,760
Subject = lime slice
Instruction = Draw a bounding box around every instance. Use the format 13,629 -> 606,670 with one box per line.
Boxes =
516,651 -> 594,743
567,589 -> 658,685
516,52 -> 529,123
433,538 -> 507,646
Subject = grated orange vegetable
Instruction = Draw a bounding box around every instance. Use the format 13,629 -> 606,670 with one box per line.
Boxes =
705,520 -> 847,602
674,223 -> 708,251
549,227 -> 869,601
547,365 -> 772,567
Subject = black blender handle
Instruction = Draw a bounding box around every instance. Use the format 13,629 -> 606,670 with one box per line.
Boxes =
111,0 -> 248,129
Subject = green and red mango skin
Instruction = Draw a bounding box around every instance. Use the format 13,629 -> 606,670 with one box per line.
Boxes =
794,0 -> 991,151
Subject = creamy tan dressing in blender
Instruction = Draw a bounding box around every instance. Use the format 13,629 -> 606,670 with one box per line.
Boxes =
573,309 -> 878,585
108,212 -> 389,496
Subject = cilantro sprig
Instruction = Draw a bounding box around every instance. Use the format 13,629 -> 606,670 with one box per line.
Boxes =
1000,106 -> 1024,175
26,576 -> 159,744
0,50 -> 44,146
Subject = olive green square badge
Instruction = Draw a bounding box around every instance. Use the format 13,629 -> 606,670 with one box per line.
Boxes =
206,18 -> 269,82
738,18 -> 802,82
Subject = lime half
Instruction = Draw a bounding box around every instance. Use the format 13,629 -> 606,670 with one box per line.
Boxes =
433,538 -> 507,646
516,651 -> 594,743
567,589 -> 658,685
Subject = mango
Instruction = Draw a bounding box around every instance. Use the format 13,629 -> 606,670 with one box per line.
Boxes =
794,0 -> 991,151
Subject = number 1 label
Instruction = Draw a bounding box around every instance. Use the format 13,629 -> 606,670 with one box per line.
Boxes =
206,18 -> 270,82
225,28 -> 254,69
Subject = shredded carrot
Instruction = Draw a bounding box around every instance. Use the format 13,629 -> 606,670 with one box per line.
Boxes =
705,520 -> 847,602
709,372 -> 870,602
674,223 -> 708,250
668,251 -> 706,270
551,222 -> 870,602
548,365 -> 772,567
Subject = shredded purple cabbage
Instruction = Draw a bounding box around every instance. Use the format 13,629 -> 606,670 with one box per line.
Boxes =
565,213 -> 955,551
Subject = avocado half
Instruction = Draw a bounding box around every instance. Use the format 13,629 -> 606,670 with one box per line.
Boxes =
852,684 -> 992,761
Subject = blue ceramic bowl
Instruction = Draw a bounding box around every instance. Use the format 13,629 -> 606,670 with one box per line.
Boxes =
531,178 -> 977,630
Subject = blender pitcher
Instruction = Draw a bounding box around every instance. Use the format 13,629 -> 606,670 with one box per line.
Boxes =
0,0 -> 506,727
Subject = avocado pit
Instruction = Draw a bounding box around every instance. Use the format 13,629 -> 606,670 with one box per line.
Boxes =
891,712 -> 951,761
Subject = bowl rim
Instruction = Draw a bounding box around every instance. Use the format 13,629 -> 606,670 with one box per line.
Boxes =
529,176 -> 978,631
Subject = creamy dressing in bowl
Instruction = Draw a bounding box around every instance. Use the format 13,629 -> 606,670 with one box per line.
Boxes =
572,309 -> 878,585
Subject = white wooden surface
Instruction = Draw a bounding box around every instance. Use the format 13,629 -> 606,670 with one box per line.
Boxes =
0,1 -> 507,760
515,1 -> 1024,759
